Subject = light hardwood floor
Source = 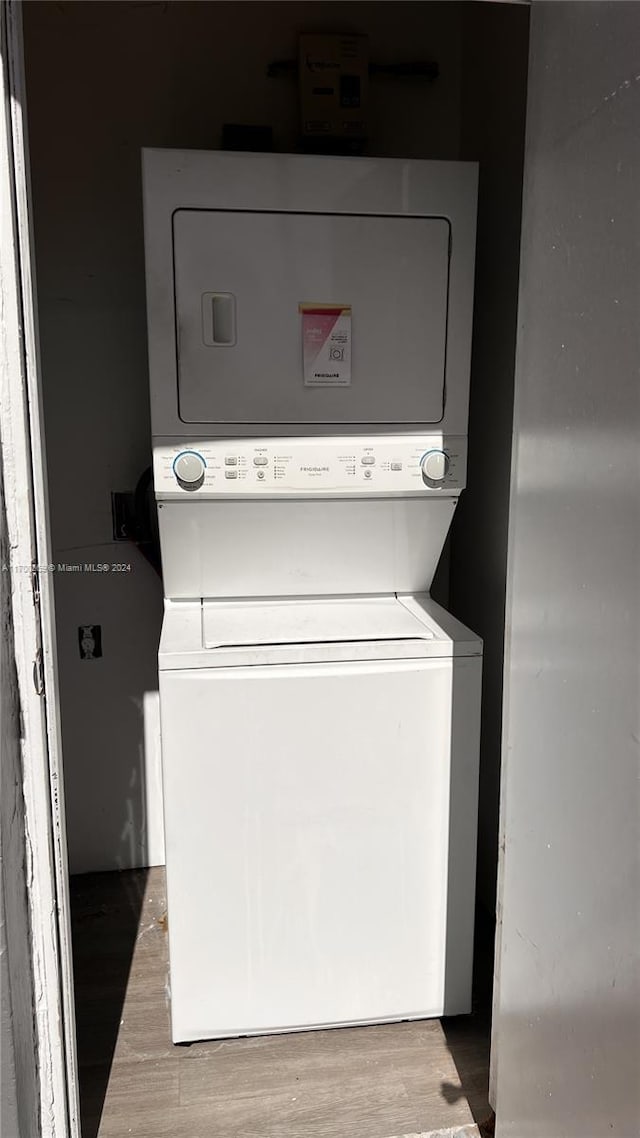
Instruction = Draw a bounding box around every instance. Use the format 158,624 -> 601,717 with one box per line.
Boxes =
71,867 -> 492,1138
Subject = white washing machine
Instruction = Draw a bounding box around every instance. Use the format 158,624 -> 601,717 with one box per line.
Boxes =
143,150 -> 482,1043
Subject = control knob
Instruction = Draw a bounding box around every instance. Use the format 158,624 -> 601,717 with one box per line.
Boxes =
173,451 -> 206,491
420,449 -> 449,486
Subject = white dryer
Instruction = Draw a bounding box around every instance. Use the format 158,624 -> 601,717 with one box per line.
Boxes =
142,150 -> 481,1043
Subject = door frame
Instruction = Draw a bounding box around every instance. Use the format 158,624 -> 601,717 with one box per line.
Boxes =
0,1 -> 80,1134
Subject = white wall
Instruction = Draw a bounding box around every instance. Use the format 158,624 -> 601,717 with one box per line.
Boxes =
23,0 -> 464,874
494,3 -> 640,1134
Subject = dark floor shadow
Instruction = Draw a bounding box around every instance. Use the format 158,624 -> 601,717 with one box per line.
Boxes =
441,901 -> 495,1132
70,867 -> 149,1138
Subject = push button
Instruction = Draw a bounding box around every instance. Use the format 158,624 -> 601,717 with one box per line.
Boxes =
391,462 -> 403,471
253,456 -> 268,466
225,457 -> 237,466
225,470 -> 238,480
361,456 -> 375,465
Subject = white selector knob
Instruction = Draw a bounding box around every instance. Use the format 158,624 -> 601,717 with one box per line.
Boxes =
421,450 -> 449,483
174,452 -> 205,488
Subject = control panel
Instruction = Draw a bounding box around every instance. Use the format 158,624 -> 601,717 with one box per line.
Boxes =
153,436 -> 467,499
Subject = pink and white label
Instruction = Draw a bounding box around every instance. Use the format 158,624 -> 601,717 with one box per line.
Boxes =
299,304 -> 352,387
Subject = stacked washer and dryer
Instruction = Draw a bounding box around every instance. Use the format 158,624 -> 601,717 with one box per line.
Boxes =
142,150 -> 482,1044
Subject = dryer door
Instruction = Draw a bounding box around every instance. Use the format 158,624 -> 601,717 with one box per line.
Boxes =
173,209 -> 450,426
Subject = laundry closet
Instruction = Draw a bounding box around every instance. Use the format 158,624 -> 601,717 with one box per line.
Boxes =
20,3 -> 529,1136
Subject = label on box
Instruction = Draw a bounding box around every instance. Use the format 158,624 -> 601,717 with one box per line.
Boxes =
299,34 -> 368,139
300,304 -> 352,386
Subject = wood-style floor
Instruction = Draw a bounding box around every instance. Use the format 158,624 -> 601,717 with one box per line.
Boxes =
71,867 -> 492,1138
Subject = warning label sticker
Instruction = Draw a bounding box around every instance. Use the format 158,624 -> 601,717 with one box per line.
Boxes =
300,303 -> 352,387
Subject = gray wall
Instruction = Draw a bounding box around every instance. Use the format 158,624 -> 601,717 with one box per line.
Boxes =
494,3 -> 640,1135
0,472 -> 39,1138
23,0 -> 465,874
451,1 -> 529,910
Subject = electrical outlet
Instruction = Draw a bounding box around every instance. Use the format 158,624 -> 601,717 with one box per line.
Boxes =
78,625 -> 102,660
111,492 -> 136,541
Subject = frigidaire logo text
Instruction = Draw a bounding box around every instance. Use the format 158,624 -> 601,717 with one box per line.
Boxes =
306,56 -> 340,73
300,465 -> 330,473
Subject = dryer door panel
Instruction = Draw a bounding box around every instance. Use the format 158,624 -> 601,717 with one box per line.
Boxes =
173,209 -> 450,426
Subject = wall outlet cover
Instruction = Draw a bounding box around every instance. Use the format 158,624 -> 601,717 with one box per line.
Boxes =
78,625 -> 102,660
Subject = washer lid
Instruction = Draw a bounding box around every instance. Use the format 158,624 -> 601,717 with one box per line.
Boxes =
158,593 -> 482,670
202,595 -> 434,652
